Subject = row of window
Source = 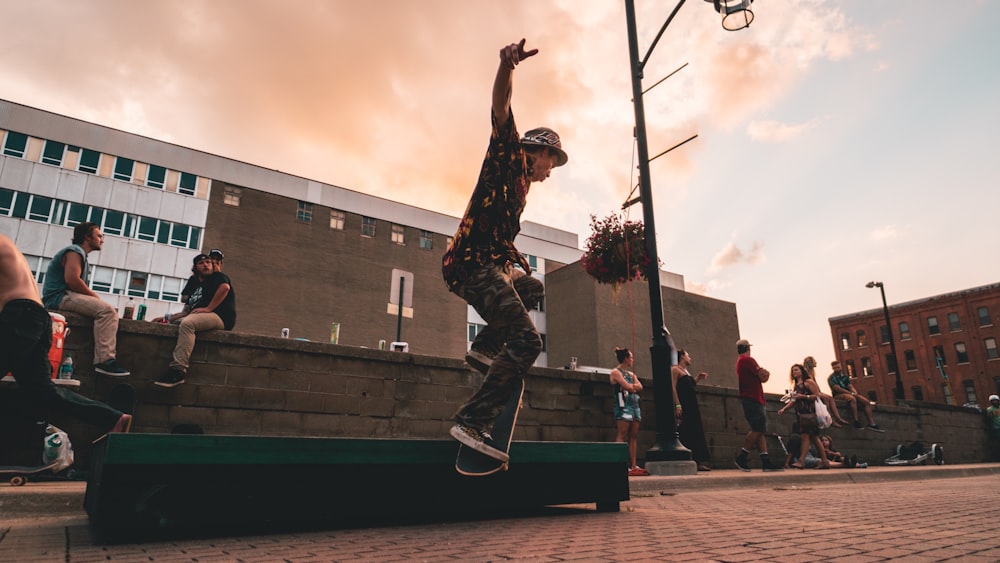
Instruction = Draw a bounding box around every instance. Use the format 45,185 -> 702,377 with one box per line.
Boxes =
0,187 -> 202,250
2,130 -> 199,195
841,337 -> 998,379
840,307 -> 993,351
23,254 -> 186,303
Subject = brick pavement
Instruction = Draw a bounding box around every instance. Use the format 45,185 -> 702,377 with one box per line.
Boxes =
2,470 -> 1000,561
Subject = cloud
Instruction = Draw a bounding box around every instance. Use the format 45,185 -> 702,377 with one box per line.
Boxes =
709,240 -> 765,273
869,224 -> 901,241
746,117 -> 826,142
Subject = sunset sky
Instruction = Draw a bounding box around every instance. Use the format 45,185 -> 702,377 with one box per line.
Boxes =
2,1 -> 998,395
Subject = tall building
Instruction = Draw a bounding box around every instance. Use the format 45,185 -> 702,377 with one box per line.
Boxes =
2,98 -> 740,372
829,283 -> 1000,406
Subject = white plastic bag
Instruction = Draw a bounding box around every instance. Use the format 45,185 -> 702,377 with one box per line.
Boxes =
814,398 -> 833,429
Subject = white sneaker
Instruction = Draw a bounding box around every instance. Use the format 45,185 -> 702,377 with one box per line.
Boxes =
450,424 -> 508,462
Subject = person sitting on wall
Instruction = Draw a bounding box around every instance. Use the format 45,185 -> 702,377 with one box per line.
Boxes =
154,251 -> 236,388
41,222 -> 130,377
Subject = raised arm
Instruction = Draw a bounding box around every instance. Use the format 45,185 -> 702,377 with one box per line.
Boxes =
492,39 -> 538,129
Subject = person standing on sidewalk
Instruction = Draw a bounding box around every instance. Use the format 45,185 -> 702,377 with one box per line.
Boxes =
672,349 -> 712,471
41,222 -> 129,377
611,347 -> 647,476
734,339 -> 783,472
441,38 -> 568,462
0,235 -> 131,437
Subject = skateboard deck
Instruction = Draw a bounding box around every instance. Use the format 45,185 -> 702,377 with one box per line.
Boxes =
455,377 -> 524,477
1,462 -> 62,486
1,424 -> 74,486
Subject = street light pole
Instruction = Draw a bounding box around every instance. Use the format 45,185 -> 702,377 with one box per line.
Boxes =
623,0 -> 752,462
866,281 -> 904,403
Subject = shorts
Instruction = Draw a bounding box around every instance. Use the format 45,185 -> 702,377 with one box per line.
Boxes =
740,398 -> 767,433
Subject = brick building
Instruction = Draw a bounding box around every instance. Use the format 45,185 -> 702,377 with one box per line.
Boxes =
1,98 -> 740,376
828,283 -> 1000,406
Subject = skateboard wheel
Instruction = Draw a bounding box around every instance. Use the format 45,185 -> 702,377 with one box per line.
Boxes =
10,475 -> 26,486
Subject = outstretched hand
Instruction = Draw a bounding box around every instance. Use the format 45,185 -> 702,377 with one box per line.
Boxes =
500,38 -> 538,70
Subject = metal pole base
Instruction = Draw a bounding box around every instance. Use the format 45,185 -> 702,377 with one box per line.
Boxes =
645,460 -> 697,476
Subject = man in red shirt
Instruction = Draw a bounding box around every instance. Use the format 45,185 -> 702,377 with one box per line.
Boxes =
734,339 -> 783,471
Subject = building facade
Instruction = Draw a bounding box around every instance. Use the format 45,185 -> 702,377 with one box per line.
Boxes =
829,283 -> 1000,406
2,98 -> 741,373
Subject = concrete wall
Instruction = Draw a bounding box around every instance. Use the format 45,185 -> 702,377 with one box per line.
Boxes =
23,313 -> 995,467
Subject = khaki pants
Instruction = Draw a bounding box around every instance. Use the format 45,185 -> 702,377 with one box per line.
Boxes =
170,312 -> 224,372
58,291 -> 119,364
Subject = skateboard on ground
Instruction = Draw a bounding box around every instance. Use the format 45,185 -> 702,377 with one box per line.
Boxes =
455,377 -> 524,477
0,424 -> 74,486
93,383 -> 135,444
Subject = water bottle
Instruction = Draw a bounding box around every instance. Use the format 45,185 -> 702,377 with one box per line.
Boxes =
123,297 -> 135,320
59,354 -> 74,380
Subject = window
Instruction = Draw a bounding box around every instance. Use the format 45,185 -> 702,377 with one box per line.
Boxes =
391,224 -> 405,245
904,349 -> 917,371
985,337 -> 999,360
419,230 -> 433,250
161,277 -> 183,302
169,224 -> 191,248
2,131 -> 28,157
879,325 -> 890,345
65,202 -> 88,226
223,186 -> 242,207
296,201 -> 313,223
136,217 -> 158,241
955,342 -> 969,364
942,383 -> 954,406
927,316 -> 940,335
467,322 -> 486,343
866,391 -> 878,403
361,216 -> 376,237
113,157 -> 134,181
146,165 -> 166,189
911,386 -> 923,401
27,195 -> 53,222
899,321 -> 911,340
178,172 -> 197,196
840,332 -> 851,351
534,297 -> 545,313
127,272 -> 147,297
41,140 -> 65,166
978,306 -> 992,327
861,357 -> 872,377
856,330 -> 867,348
886,353 -> 897,374
90,266 -> 114,293
845,360 -> 856,378
78,148 -> 100,173
330,210 -> 345,230
948,312 -> 961,331
0,188 -> 15,215
963,380 -> 978,405
933,345 -> 947,367
102,210 -> 126,236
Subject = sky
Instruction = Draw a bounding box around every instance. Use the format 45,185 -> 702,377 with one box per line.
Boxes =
2,0 -> 998,395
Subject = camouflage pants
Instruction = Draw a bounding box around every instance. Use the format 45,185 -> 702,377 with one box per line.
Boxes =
452,262 -> 543,430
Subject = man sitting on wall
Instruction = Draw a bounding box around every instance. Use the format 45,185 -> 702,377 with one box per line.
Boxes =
42,222 -> 129,377
154,251 -> 236,388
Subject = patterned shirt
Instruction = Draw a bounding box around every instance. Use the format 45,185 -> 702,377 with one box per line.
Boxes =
828,371 -> 852,394
442,110 -> 531,289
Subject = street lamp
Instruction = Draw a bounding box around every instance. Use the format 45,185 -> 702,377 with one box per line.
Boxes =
866,281 -> 905,403
624,0 -> 752,464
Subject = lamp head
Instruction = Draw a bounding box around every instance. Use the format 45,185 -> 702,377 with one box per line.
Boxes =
865,281 -> 881,289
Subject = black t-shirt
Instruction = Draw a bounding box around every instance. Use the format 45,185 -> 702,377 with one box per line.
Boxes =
193,272 -> 237,330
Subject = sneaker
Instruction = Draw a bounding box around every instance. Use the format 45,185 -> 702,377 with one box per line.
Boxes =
464,350 -> 494,374
450,423 -> 509,462
853,421 -> 864,429
94,359 -> 130,377
110,413 -> 133,434
627,467 -> 649,476
858,462 -> 868,468
734,453 -> 751,472
866,424 -> 885,433
154,368 -> 186,388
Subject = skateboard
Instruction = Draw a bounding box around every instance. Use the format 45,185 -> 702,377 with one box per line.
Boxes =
1,424 -> 74,486
455,377 -> 524,476
93,383 -> 136,444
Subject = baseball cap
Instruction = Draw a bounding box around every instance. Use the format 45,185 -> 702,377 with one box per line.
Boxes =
521,127 -> 568,167
193,253 -> 210,265
736,339 -> 752,348
209,248 -> 225,260
990,395 -> 999,402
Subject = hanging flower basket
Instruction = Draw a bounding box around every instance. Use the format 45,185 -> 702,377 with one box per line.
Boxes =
581,214 -> 656,288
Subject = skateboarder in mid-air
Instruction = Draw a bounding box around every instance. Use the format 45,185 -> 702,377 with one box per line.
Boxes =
0,235 -> 131,440
442,38 -> 568,462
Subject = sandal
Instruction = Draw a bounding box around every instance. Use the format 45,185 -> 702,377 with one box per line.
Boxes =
790,463 -> 804,470
819,461 -> 831,470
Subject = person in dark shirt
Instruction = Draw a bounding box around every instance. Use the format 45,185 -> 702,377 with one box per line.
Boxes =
441,38 -> 568,462
154,250 -> 236,387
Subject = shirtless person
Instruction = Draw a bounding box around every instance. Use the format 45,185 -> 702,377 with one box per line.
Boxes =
0,235 -> 130,437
